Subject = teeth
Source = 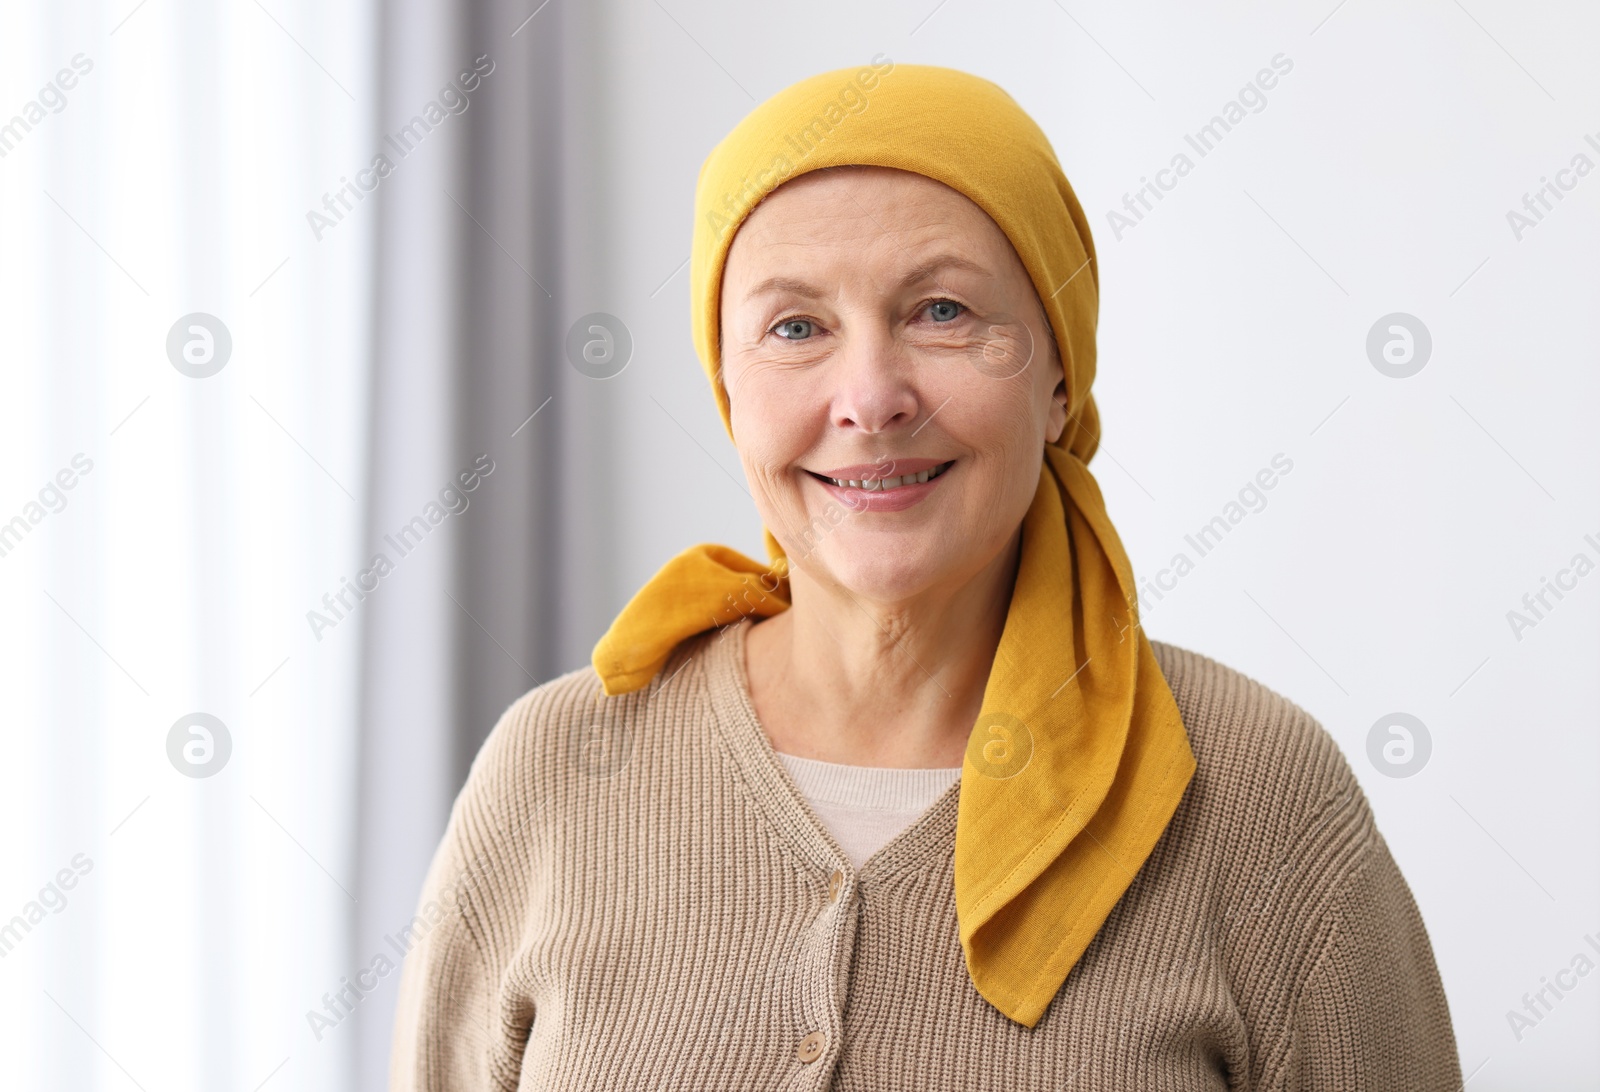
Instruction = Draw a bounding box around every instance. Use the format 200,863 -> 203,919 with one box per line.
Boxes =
827,462 -> 950,491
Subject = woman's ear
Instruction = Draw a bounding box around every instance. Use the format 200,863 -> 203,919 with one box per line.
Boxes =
1044,376 -> 1069,445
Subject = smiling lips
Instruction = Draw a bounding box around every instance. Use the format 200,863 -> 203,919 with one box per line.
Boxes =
807,458 -> 954,511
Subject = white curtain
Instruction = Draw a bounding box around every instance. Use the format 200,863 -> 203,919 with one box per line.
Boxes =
0,2 -> 374,1089
2,0 -> 618,1086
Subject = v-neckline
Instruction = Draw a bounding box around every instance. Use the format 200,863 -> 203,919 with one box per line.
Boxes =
701,617 -> 963,882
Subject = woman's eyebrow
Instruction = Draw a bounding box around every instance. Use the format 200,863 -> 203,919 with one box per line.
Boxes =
743,255 -> 992,303
895,253 -> 991,288
744,276 -> 825,302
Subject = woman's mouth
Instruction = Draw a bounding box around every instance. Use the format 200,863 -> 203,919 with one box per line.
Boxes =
804,459 -> 955,512
811,460 -> 953,492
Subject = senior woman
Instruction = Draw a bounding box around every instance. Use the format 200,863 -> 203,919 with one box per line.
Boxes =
390,64 -> 1460,1089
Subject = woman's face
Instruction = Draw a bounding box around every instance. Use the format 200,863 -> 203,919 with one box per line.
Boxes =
720,166 -> 1069,603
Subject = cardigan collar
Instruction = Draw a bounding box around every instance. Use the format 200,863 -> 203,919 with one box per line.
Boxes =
698,618 -> 962,885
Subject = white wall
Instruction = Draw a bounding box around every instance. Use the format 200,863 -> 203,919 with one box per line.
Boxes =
578,1 -> 1598,1085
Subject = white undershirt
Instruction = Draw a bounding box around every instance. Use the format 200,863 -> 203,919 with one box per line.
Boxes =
776,752 -> 962,871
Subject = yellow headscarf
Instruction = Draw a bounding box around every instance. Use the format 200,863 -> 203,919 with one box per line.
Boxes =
592,61 -> 1196,1028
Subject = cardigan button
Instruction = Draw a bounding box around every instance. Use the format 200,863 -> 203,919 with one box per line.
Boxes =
796,1030 -> 826,1064
827,870 -> 844,903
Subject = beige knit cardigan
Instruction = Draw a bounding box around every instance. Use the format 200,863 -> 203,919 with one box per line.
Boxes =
389,620 -> 1461,1090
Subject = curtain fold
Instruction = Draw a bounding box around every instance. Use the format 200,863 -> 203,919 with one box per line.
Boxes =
354,1 -> 612,1086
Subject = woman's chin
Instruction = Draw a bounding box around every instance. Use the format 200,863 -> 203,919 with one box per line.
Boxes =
806,551 -> 951,605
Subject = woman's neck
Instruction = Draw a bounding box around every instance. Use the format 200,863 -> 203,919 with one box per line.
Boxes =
744,528 -> 1020,768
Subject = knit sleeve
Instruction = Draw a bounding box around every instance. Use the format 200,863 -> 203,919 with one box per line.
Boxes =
387,812 -> 506,1092
1269,830 -> 1461,1090
388,697 -> 543,1092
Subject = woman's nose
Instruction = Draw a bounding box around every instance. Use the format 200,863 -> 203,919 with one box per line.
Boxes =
829,333 -> 920,434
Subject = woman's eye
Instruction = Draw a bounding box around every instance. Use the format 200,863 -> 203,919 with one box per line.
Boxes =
926,299 -> 963,322
773,318 -> 815,340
